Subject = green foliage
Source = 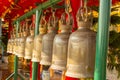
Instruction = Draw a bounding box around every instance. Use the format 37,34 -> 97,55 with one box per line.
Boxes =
91,5 -> 120,78
0,36 -> 7,51
107,31 -> 120,77
111,15 -> 120,25
109,31 -> 120,48
91,6 -> 120,25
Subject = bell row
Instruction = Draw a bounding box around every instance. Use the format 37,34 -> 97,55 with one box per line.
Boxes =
7,6 -> 96,79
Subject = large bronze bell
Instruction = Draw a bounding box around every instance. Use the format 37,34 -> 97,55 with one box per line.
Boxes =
24,24 -> 34,59
66,6 -> 96,78
18,23 -> 28,57
40,12 -> 58,65
51,12 -> 73,71
32,16 -> 47,62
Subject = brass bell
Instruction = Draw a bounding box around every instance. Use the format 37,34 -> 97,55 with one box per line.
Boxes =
66,6 -> 96,78
15,26 -> 22,56
17,25 -> 24,57
9,31 -> 14,54
7,39 -> 10,53
16,26 -> 22,56
18,23 -> 28,57
12,28 -> 17,55
32,15 -> 47,62
51,11 -> 73,71
13,37 -> 17,55
7,32 -> 13,54
24,24 -> 34,59
40,11 -> 58,65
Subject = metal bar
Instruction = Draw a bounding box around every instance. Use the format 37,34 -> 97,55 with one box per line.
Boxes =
35,10 -> 42,35
18,73 -> 25,80
13,56 -> 18,80
32,10 -> 42,80
13,21 -> 19,80
13,0 -> 61,23
5,72 -> 14,80
94,0 -> 111,80
32,62 -> 39,80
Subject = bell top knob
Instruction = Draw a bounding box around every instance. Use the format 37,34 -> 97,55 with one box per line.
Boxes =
10,31 -> 13,38
29,24 -> 34,36
18,26 -> 22,37
13,28 -> 16,38
23,22 -> 29,37
76,7 -> 92,28
39,15 -> 47,34
60,11 -> 73,32
47,8 -> 58,33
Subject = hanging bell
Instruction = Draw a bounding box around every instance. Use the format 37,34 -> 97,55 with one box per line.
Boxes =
32,15 -> 47,62
17,25 -> 24,57
7,32 -> 13,54
12,28 -> 17,55
40,11 -> 58,65
9,31 -> 14,54
7,39 -> 10,53
51,12 -> 73,71
66,6 -> 96,78
16,26 -> 22,56
18,23 -> 28,57
24,24 -> 34,59
15,26 -> 22,56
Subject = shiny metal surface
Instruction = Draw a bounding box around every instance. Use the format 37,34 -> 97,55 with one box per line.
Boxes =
40,13 -> 58,65
51,12 -> 73,71
14,33 -> 21,56
32,16 -> 47,62
66,6 -> 96,78
11,33 -> 16,54
24,35 -> 34,59
24,24 -> 34,59
18,24 -> 28,58
7,38 -> 11,53
40,31 -> 56,65
9,37 -> 14,54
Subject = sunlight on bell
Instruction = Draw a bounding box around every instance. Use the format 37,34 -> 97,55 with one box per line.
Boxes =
40,14 -> 58,66
66,6 -> 96,79
24,24 -> 34,59
32,15 -> 47,62
12,28 -> 17,55
51,12 -> 73,71
17,23 -> 28,58
15,27 -> 22,56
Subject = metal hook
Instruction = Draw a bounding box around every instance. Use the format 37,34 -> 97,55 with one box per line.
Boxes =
22,23 -> 25,32
65,0 -> 72,13
30,23 -> 33,30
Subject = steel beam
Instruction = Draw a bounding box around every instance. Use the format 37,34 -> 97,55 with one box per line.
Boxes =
32,10 -> 42,80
